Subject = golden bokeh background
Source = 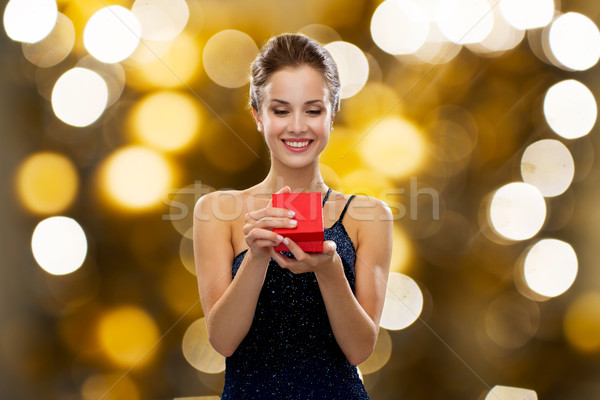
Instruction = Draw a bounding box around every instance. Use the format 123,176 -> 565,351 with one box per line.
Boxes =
2,0 -> 600,399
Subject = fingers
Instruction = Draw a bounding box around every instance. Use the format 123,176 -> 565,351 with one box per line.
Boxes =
246,227 -> 284,247
266,185 -> 291,207
325,240 -> 336,253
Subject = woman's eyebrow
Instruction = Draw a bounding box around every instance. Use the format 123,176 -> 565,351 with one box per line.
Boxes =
271,99 -> 324,105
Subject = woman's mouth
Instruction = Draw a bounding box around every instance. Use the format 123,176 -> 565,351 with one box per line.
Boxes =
282,139 -> 313,152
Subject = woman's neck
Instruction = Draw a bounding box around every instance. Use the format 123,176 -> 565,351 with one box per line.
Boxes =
261,163 -> 329,194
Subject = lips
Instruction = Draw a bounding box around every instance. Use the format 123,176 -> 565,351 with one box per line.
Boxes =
281,139 -> 314,152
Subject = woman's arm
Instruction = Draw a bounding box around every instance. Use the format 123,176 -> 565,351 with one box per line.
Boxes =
314,196 -> 393,366
193,191 -> 271,357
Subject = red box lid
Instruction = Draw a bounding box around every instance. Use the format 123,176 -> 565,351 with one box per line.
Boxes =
272,191 -> 324,253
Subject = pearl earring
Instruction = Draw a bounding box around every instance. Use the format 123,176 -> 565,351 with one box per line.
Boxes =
257,126 -> 262,132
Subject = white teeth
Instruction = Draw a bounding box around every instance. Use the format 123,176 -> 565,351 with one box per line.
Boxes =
284,140 -> 310,148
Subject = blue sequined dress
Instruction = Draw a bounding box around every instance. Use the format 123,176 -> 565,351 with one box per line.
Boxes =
221,187 -> 370,399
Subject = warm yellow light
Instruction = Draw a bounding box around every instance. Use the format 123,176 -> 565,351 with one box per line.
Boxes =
548,12 -> 600,71
390,225 -> 412,274
131,0 -> 189,41
341,83 -> 402,130
524,239 -> 577,298
370,0 -> 429,55
318,127 -> 364,177
410,40 -> 462,65
358,328 -> 392,374
521,139 -> 574,197
22,12 -> 75,67
128,91 -> 201,152
51,67 -> 108,127
99,146 -> 173,210
544,79 -> 597,139
182,318 -> 226,373
564,292 -> 600,353
202,29 -> 258,88
3,0 -> 57,43
436,0 -> 494,44
499,0 -> 554,30
467,3 -> 525,55
31,216 -> 87,275
324,41 -> 369,99
380,272 -> 423,330
358,117 -> 426,179
125,31 -> 201,88
298,24 -> 342,45
16,152 -> 78,214
339,169 -> 395,199
97,305 -> 160,368
488,182 -> 546,241
485,385 -> 538,400
81,373 -> 140,400
83,6 -> 141,63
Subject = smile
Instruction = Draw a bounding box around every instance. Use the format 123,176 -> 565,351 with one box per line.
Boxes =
282,139 -> 313,152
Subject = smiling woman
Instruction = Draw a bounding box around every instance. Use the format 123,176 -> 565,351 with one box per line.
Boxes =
192,33 -> 392,399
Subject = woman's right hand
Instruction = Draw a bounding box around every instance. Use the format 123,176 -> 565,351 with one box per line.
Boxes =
243,185 -> 297,260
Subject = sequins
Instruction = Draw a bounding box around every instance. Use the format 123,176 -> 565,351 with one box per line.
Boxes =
222,193 -> 370,399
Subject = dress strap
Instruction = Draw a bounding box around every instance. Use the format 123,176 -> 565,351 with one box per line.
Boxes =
321,187 -> 332,207
338,194 -> 356,223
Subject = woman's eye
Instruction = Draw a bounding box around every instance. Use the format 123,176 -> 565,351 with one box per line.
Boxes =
307,110 -> 322,115
273,110 -> 288,115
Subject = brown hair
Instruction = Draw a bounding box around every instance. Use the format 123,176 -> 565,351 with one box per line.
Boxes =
249,33 -> 341,117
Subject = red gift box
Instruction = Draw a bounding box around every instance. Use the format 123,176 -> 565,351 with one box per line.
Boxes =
272,191 -> 324,253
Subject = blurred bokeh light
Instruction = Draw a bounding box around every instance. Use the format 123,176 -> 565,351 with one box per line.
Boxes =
488,182 -> 547,241
370,0 -> 429,55
51,67 -> 109,127
97,305 -> 160,368
379,272 -> 423,330
485,385 -> 538,400
544,79 -> 597,139
436,0 -> 494,45
564,292 -> 600,353
182,318 -> 226,373
83,6 -> 141,64
16,152 -> 79,214
202,29 -> 258,88
499,0 -> 555,30
548,12 -> 600,71
31,216 -> 87,275
127,90 -> 203,152
3,0 -> 57,43
520,139 -> 574,197
324,41 -> 369,99
522,238 -> 578,298
98,146 -> 174,210
358,117 -> 426,179
21,12 -> 74,68
131,0 -> 189,42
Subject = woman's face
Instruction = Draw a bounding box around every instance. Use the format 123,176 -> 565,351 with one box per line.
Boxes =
255,66 -> 333,167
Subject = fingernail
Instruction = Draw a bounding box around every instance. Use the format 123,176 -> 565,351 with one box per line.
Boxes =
283,238 -> 289,245
289,219 -> 297,226
277,235 -> 283,241
288,210 -> 295,217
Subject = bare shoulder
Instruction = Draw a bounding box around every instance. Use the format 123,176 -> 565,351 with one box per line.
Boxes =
194,189 -> 246,225
348,194 -> 393,223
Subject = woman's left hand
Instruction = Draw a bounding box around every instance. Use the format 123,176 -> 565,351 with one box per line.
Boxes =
269,238 -> 340,275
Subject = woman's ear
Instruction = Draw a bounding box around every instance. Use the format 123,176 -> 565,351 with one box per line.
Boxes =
252,108 -> 263,132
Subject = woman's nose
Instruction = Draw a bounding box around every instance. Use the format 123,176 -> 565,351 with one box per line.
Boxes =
288,112 -> 307,133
